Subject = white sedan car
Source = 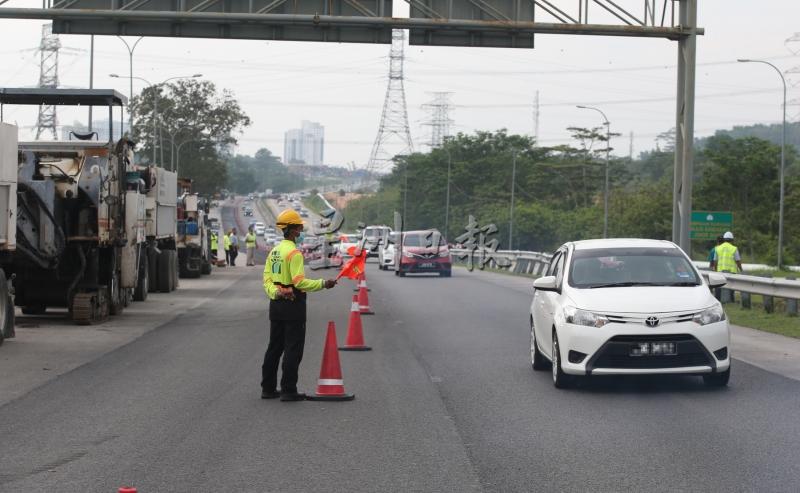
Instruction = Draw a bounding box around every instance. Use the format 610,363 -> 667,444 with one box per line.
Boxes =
530,238 -> 730,389
378,232 -> 399,270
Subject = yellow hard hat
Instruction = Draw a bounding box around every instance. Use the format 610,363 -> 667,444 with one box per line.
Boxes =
276,209 -> 303,229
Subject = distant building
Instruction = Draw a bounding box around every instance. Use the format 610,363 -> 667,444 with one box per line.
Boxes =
283,120 -> 324,165
61,120 -> 129,142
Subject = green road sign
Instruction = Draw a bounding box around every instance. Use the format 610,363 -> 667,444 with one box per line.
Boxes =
690,211 -> 733,240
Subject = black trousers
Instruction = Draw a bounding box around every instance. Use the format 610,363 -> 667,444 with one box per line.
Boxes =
261,319 -> 307,393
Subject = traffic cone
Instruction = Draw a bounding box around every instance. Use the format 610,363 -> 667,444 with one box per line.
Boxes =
308,321 -> 355,401
340,295 -> 372,351
357,280 -> 374,315
353,272 -> 371,292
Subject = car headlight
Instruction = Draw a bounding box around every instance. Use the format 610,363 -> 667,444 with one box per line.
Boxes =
693,304 -> 726,326
403,251 -> 415,258
438,250 -> 450,257
563,306 -> 608,328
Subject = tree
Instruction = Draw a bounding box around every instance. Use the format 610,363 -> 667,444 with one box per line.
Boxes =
130,79 -> 250,194
225,148 -> 307,194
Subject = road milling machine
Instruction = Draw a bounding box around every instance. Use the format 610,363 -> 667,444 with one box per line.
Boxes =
0,88 -> 148,325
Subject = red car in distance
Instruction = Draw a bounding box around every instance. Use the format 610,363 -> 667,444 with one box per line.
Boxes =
396,229 -> 451,277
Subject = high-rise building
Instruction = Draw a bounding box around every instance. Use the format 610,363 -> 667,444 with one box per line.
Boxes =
283,120 -> 324,165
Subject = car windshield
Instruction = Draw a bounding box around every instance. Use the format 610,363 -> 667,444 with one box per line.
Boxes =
404,232 -> 445,247
568,247 -> 700,288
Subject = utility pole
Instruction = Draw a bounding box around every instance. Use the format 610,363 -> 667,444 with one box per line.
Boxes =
88,35 -> 94,132
629,131 -> 634,160
508,150 -> 517,250
443,146 -> 452,240
533,90 -> 540,143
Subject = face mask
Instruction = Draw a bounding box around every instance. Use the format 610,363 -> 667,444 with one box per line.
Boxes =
296,232 -> 306,244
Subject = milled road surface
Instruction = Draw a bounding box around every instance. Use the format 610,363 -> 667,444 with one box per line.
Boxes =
0,263 -> 798,492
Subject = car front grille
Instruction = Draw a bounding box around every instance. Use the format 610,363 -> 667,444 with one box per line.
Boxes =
605,313 -> 696,325
587,334 -> 714,372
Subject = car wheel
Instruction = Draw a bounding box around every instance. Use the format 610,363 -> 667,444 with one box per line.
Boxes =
552,330 -> 573,389
530,318 -> 549,371
703,366 -> 730,387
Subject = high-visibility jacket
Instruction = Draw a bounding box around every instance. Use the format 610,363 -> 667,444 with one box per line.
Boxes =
211,233 -> 218,251
245,232 -> 257,248
715,242 -> 739,273
223,234 -> 231,251
263,239 -> 323,320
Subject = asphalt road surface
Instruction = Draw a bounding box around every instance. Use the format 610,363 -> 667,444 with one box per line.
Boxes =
1,263 -> 798,492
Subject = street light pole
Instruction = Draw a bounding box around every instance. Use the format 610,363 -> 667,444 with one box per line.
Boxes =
509,149 -> 517,250
577,105 -> 611,238
738,59 -> 786,269
442,146 -> 452,240
109,73 -> 202,166
116,36 -> 143,133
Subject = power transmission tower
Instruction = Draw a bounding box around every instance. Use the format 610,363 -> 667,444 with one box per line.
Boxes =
367,29 -> 414,173
533,90 -> 539,143
35,23 -> 61,140
421,91 -> 453,149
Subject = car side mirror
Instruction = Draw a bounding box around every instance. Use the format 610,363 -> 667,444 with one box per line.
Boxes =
706,272 -> 727,288
533,275 -> 559,292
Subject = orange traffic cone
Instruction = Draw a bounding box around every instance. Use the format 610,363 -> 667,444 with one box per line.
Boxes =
340,295 -> 372,351
357,280 -> 374,315
353,272 -> 371,292
307,321 -> 355,401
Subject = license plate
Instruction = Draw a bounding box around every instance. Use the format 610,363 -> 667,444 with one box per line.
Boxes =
630,342 -> 677,356
420,262 -> 434,268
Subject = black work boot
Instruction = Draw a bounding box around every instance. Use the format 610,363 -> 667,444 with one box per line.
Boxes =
261,390 -> 281,399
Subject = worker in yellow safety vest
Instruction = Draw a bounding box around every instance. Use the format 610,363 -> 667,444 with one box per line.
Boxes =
210,231 -> 218,260
711,231 -> 743,273
261,209 -> 337,401
223,230 -> 232,266
245,225 -> 257,266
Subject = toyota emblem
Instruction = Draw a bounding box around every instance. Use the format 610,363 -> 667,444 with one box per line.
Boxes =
645,316 -> 660,327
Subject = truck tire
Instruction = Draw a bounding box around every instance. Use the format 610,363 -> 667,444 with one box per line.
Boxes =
170,250 -> 179,290
147,246 -> 159,293
108,249 -> 124,316
158,249 -> 172,293
21,304 -> 46,315
0,270 -> 14,343
133,250 -> 148,302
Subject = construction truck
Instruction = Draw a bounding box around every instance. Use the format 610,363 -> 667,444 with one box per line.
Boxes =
0,88 -> 147,325
0,123 -> 18,343
176,179 -> 212,278
137,165 -> 178,297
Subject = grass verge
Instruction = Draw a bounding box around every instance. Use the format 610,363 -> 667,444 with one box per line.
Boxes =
724,303 -> 800,339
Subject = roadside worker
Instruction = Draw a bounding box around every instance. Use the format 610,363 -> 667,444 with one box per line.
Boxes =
230,228 -> 239,266
711,231 -> 743,274
261,209 -> 336,401
211,231 -> 218,260
224,230 -> 232,266
707,236 -> 723,263
246,225 -> 257,266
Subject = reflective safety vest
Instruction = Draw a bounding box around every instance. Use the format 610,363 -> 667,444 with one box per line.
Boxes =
263,239 -> 324,320
246,232 -> 257,248
223,234 -> 231,251
211,233 -> 218,250
715,242 -> 739,273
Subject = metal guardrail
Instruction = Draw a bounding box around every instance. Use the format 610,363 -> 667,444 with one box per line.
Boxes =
449,248 -> 800,315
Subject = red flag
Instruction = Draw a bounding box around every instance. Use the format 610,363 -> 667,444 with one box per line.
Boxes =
337,246 -> 367,280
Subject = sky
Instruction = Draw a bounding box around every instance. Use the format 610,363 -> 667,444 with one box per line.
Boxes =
1,0 -> 799,169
